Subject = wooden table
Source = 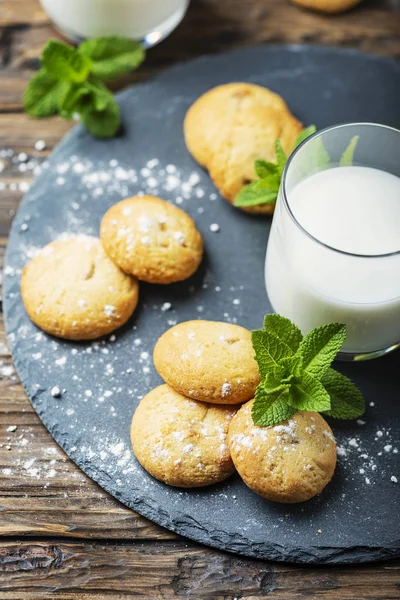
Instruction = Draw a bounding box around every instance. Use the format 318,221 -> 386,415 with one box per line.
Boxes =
0,1 -> 399,597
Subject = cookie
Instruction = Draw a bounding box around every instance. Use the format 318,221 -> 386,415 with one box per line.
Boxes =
292,0 -> 361,13
100,195 -> 203,284
21,235 -> 139,340
184,83 -> 302,214
228,402 -> 337,503
131,384 -> 237,487
153,320 -> 261,404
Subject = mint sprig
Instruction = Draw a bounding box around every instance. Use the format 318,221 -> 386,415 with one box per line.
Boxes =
234,125 -> 316,208
235,126 -> 360,209
251,315 -> 365,426
23,37 -> 145,139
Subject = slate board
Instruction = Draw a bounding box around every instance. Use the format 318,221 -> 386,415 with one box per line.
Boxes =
4,45 -> 400,564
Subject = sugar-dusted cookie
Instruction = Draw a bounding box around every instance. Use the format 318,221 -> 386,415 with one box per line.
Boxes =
21,235 -> 139,340
153,321 -> 261,404
228,402 -> 337,503
292,0 -> 361,13
100,195 -> 203,284
184,83 -> 302,214
131,384 -> 237,487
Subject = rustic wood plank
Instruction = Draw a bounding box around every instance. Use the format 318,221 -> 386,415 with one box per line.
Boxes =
0,540 -> 399,599
0,2 -> 48,27
0,114 -> 72,155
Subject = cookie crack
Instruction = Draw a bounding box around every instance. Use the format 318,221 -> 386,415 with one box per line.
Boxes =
83,261 -> 96,281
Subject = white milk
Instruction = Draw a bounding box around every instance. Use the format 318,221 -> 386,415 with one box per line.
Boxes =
40,0 -> 189,42
265,166 -> 400,354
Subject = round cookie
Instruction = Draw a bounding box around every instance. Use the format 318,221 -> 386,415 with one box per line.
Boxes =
153,320 -> 261,404
21,235 -> 139,340
228,403 -> 337,503
291,0 -> 361,13
100,195 -> 203,284
184,83 -> 302,214
131,384 -> 238,487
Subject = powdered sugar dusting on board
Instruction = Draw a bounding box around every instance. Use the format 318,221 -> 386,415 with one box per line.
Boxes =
2,150 -> 246,325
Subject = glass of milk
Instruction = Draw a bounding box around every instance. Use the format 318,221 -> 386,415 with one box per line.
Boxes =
265,123 -> 400,360
40,0 -> 190,47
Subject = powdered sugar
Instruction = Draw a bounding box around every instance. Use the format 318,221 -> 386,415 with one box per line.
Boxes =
221,382 -> 231,397
104,305 -> 117,317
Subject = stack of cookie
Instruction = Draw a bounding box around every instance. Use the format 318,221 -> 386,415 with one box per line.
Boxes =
21,195 -> 203,340
184,83 -> 302,215
131,320 -> 337,503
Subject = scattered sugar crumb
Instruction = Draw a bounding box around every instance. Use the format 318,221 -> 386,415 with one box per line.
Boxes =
55,356 -> 67,366
35,140 -> 46,151
221,383 -> 231,397
104,305 -> 116,317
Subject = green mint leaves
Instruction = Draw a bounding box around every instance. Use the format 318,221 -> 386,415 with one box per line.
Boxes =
42,40 -> 92,83
235,125 -> 360,209
299,323 -> 346,380
339,135 -> 359,166
251,315 -> 365,427
79,36 -> 145,80
24,37 -> 145,138
23,71 -> 70,118
234,125 -> 316,208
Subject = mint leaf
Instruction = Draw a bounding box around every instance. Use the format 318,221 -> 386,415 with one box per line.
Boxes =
299,134 -> 331,175
264,356 -> 301,392
61,84 -> 92,118
79,36 -> 145,80
87,80 -> 114,111
322,368 -> 365,419
278,355 -> 303,380
293,125 -> 317,149
298,323 -> 346,381
81,96 -> 120,138
62,80 -> 114,119
251,329 -> 291,378
234,180 -> 278,207
258,173 -> 280,192
254,381 -> 289,409
339,135 -> 359,167
288,371 -> 331,412
23,69 -> 70,117
254,159 -> 279,179
263,314 -> 303,354
252,392 -> 295,427
275,139 -> 287,174
42,40 -> 92,83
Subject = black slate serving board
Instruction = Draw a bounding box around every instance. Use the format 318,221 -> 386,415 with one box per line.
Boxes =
3,45 -> 400,564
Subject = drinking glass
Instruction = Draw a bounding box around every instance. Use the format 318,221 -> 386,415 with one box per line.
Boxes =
265,123 -> 400,360
40,0 -> 190,47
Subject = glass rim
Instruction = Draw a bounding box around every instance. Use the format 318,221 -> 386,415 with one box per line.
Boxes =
281,121 -> 400,259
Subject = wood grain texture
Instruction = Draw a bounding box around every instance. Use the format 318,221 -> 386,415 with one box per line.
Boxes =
0,0 -> 399,596
0,541 -> 399,599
